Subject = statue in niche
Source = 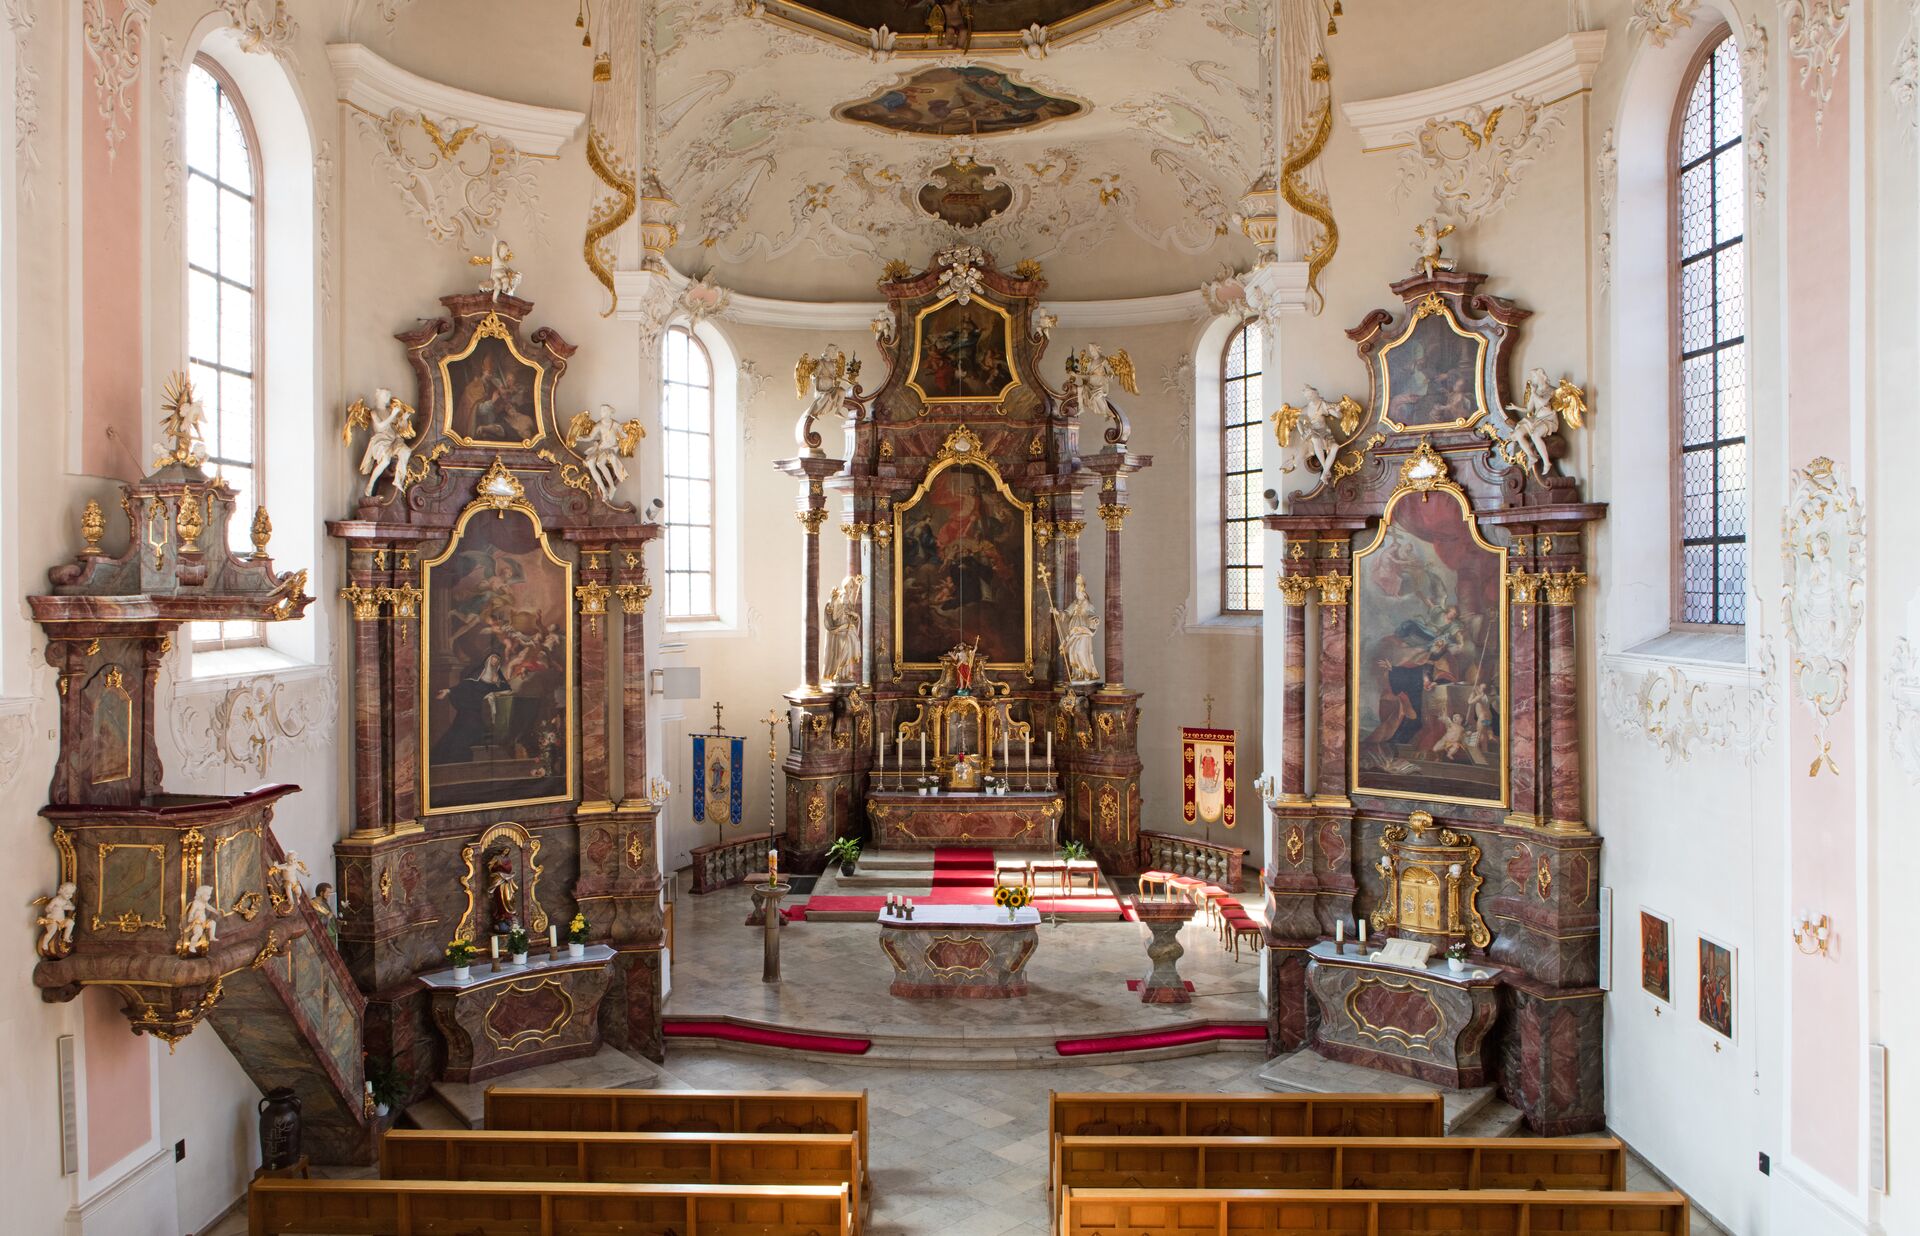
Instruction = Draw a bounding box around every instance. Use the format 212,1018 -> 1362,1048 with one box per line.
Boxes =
344,389 -> 418,496
1274,384 -> 1362,477
794,346 -> 854,457
33,881 -> 78,958
1065,344 -> 1137,448
565,403 -> 646,502
1501,368 -> 1588,475
822,574 -> 864,686
1051,574 -> 1102,686
178,885 -> 219,957
473,238 -> 521,301
485,848 -> 520,932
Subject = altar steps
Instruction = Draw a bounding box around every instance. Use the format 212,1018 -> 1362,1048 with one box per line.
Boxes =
798,848 -> 1126,920
1257,1049 -> 1524,1137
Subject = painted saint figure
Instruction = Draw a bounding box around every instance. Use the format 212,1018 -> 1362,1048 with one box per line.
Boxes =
1052,574 -> 1102,686
432,653 -> 512,763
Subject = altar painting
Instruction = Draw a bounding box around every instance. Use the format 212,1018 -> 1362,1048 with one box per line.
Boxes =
440,322 -> 546,447
1377,300 -> 1490,432
1352,488 -> 1507,806
907,297 -> 1022,404
422,505 -> 574,814
833,66 -> 1084,137
895,460 -> 1031,668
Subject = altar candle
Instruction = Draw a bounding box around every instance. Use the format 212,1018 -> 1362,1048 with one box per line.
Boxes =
490,935 -> 500,960
920,734 -> 927,770
1046,731 -> 1052,766
879,733 -> 887,769
1002,726 -> 1009,769
1358,919 -> 1367,945
549,924 -> 559,949
1335,921 -> 1344,948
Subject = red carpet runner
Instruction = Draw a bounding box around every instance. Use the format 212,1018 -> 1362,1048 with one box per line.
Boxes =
929,847 -> 997,888
1054,1023 -> 1268,1056
664,1019 -> 872,1055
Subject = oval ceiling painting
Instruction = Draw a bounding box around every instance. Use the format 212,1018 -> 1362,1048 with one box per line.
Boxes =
834,66 -> 1086,138
758,0 -> 1161,54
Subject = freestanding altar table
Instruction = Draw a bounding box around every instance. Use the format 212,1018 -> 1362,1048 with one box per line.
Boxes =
867,790 -> 1062,850
878,905 -> 1040,998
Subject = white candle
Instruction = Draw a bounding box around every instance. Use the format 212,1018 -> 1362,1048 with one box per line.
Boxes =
1358,920 -> 1367,945
920,734 -> 927,770
879,733 -> 887,769
1046,731 -> 1052,765
489,935 -> 499,959
1335,921 -> 1344,947
549,924 -> 559,949
1002,725 -> 1009,769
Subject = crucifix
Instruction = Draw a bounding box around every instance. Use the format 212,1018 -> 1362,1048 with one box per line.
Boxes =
710,701 -> 726,734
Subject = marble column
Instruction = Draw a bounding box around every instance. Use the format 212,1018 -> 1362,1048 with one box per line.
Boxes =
616,565 -> 651,804
1098,499 -> 1128,686
344,564 -> 384,834
576,549 -> 613,809
1314,570 -> 1351,801
1506,570 -> 1545,828
1277,572 -> 1314,800
1544,571 -> 1587,833
386,556 -> 421,828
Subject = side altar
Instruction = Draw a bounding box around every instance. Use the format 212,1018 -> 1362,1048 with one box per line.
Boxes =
773,248 -> 1151,873
1261,245 -> 1607,1136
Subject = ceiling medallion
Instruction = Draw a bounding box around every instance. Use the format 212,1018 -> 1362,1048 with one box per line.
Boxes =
918,156 -> 1013,229
753,0 -> 1165,56
833,65 -> 1086,138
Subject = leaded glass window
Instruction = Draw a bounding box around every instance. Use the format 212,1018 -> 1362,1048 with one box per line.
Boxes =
662,325 -> 717,621
1221,321 -> 1265,614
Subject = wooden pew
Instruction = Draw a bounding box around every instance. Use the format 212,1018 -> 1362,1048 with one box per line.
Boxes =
1054,1135 -> 1627,1197
380,1129 -> 863,1227
248,1178 -> 852,1236
485,1087 -> 870,1188
1059,1187 -> 1690,1236
1046,1091 -> 1445,1192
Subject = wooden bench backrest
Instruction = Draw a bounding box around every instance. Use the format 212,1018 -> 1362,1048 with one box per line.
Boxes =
1060,1187 -> 1689,1236
484,1087 -> 869,1185
379,1129 -> 861,1226
249,1178 -> 851,1236
1045,1092 -> 1445,1191
1054,1135 -> 1626,1196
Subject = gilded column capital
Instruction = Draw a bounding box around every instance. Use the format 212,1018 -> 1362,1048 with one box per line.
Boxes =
797,508 -> 830,533
1034,519 -> 1055,548
1097,503 -> 1131,531
1314,573 -> 1352,607
1057,519 -> 1086,539
1507,571 -> 1543,607
614,581 -> 652,612
376,585 -> 421,621
1277,574 -> 1315,607
1543,570 -> 1589,607
340,584 -> 382,621
576,582 -> 612,631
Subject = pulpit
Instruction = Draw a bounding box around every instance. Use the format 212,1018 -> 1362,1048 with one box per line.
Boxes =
773,249 -> 1151,874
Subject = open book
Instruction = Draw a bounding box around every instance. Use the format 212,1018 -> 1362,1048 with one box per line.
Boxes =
1367,938 -> 1436,970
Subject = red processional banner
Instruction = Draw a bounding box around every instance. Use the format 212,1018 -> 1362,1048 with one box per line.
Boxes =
1181,727 -> 1236,828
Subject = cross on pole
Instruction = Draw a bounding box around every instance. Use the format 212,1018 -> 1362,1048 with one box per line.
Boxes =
764,709 -> 782,830
711,701 -> 726,734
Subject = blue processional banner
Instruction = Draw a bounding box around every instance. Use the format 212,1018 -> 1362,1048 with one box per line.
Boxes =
691,732 -> 745,828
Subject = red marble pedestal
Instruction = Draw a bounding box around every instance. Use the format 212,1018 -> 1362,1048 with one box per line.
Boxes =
1134,897 -> 1198,1004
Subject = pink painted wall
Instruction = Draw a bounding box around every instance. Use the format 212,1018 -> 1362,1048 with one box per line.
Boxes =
79,0 -> 144,482
1783,36 -> 1860,1191
82,987 -> 153,1179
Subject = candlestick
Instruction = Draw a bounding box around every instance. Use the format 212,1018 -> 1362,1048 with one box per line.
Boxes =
920,734 -> 927,771
1046,730 -> 1052,766
879,732 -> 886,769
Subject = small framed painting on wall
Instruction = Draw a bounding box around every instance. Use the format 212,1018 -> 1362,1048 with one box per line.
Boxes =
1698,933 -> 1736,1042
1639,909 -> 1672,1005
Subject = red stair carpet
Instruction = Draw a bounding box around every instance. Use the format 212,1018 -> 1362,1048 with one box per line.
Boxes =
791,891 -> 1126,918
930,847 -> 997,888
1054,1022 -> 1267,1057
664,1018 -> 872,1055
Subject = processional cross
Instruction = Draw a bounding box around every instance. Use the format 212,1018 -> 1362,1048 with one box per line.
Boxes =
711,702 -> 726,734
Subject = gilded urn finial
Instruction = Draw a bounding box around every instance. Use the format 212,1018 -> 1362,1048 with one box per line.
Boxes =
250,505 -> 273,559
176,488 -> 206,551
80,499 -> 105,555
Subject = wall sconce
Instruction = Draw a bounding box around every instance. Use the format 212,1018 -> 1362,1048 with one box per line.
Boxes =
1792,909 -> 1832,957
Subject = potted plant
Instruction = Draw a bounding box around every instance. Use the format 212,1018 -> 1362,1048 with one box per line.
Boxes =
825,836 -> 862,877
1446,942 -> 1468,973
1059,839 -> 1089,862
445,937 -> 477,982
365,1055 -> 410,1120
565,913 -> 590,959
507,927 -> 530,965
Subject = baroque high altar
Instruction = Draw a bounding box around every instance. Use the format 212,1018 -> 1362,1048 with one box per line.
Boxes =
774,247 -> 1151,872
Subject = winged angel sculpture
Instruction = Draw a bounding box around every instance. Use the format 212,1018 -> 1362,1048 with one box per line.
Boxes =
1502,368 -> 1588,474
566,404 -> 646,502
794,346 -> 854,456
343,388 -> 418,496
1065,344 -> 1138,448
1273,384 -> 1363,478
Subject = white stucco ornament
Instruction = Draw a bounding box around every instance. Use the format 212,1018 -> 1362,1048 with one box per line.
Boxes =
1887,635 -> 1920,784
1780,456 -> 1866,776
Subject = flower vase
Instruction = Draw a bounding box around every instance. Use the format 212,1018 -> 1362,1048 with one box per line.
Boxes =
568,942 -> 585,959
512,951 -> 529,966
375,1102 -> 390,1118
1447,957 -> 1466,974
452,964 -> 471,982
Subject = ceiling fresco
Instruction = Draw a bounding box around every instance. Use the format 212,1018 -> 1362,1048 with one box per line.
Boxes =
833,66 -> 1086,137
654,0 -> 1271,300
753,0 -> 1168,55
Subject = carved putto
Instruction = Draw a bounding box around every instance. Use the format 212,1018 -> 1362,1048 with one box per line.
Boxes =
1413,216 -> 1456,276
565,403 -> 645,502
1274,384 -> 1363,478
344,388 -> 419,496
1499,368 -> 1588,475
794,345 -> 854,456
472,238 -> 522,301
267,851 -> 309,914
178,885 -> 219,957
33,882 -> 78,958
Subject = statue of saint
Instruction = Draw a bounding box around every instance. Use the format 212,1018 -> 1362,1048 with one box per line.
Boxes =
821,574 -> 863,686
486,850 -> 519,932
1051,574 -> 1102,686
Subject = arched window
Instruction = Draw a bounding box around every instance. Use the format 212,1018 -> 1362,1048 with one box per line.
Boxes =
1221,320 -> 1265,615
1672,31 -> 1747,627
187,57 -> 263,650
662,325 -> 717,621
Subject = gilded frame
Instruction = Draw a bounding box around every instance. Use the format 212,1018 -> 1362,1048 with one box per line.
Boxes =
437,312 -> 549,449
455,821 -> 550,941
1349,479 -> 1510,808
420,499 -> 576,817
213,826 -> 264,921
91,842 -> 167,933
483,978 -> 575,1051
1374,294 -> 1493,433
891,440 -> 1034,672
904,294 -> 1024,407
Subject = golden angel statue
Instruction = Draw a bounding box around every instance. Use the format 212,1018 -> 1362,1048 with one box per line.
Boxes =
1066,344 -> 1138,448
178,885 -> 219,957
155,371 -> 208,469
566,403 -> 645,501
471,238 -> 522,301
32,881 -> 78,958
821,574 -> 864,686
344,388 -> 418,496
1051,574 -> 1102,686
1414,216 -> 1456,276
1273,384 -> 1363,477
1503,368 -> 1588,474
794,345 -> 852,456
